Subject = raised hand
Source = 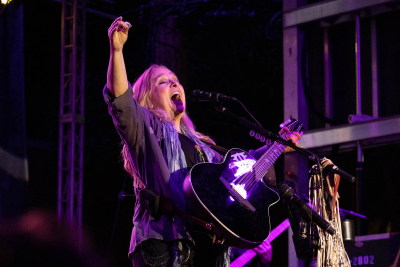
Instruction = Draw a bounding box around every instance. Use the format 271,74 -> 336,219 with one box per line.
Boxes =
106,17 -> 130,97
108,16 -> 130,52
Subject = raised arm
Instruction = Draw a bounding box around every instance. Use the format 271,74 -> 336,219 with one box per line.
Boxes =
107,16 -> 129,97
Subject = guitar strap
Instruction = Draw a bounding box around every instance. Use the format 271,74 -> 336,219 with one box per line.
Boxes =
143,137 -> 228,240
203,141 -> 229,154
139,188 -> 216,233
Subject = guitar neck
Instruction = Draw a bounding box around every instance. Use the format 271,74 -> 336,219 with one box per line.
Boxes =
230,219 -> 290,267
253,141 -> 287,180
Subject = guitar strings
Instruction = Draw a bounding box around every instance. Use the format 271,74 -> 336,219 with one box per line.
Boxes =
247,123 -> 297,191
235,122 -> 298,193
239,137 -> 285,191
241,130 -> 291,190
246,142 -> 284,190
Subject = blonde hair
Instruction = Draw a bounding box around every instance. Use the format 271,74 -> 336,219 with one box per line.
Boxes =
122,65 -> 215,181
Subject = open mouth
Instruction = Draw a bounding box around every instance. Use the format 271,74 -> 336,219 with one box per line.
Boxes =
170,91 -> 181,101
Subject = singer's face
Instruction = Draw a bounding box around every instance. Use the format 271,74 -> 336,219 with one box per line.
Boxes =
150,67 -> 185,120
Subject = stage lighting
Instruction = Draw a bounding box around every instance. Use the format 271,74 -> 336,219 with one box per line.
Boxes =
1,0 -> 11,4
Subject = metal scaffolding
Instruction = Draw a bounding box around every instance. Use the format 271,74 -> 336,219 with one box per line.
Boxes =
58,0 -> 86,243
282,0 -> 400,266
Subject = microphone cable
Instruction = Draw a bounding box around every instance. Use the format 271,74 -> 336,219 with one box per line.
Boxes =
235,98 -> 264,128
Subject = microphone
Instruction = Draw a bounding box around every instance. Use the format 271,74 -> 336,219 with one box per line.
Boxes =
189,90 -> 237,103
323,164 -> 356,183
278,183 -> 336,236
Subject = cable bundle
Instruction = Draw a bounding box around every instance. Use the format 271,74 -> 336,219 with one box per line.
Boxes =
310,158 -> 351,267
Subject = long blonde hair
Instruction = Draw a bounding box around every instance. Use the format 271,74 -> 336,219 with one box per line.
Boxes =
122,64 -> 215,180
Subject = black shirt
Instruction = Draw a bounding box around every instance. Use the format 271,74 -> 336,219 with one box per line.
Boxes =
178,133 -> 207,170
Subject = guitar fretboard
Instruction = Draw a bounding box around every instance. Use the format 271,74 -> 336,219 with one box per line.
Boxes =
238,132 -> 291,192
253,139 -> 287,181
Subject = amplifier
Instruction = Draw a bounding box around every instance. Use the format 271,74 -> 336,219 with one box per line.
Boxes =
344,232 -> 400,266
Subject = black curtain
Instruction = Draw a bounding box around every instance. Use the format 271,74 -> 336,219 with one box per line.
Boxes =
0,1 -> 28,218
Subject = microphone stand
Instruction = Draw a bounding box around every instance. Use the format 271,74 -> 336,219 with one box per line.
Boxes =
214,103 -> 355,182
215,103 -> 316,159
214,103 -> 356,236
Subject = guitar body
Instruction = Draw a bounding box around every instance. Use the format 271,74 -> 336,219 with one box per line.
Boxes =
183,148 -> 280,250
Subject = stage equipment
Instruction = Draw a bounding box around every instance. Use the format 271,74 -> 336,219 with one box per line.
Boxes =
320,157 -> 356,183
188,89 -> 264,128
0,0 -> 11,16
342,219 -> 355,242
289,205 -> 321,260
58,0 -> 86,246
279,182 -> 336,236
345,232 -> 400,266
189,90 -> 237,103
279,161 -> 352,264
309,158 -> 352,266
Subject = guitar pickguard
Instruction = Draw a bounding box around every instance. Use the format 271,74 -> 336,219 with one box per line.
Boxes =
219,176 -> 256,212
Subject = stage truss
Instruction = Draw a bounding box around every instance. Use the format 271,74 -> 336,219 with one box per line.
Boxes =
58,0 -> 86,244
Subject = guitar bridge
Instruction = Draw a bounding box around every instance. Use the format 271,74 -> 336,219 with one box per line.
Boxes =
220,177 -> 256,212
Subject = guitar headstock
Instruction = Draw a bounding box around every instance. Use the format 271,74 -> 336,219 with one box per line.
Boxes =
249,130 -> 273,145
249,118 -> 304,144
279,118 -> 304,137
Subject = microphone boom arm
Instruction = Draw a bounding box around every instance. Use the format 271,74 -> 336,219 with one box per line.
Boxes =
215,103 -> 355,183
215,104 -> 310,156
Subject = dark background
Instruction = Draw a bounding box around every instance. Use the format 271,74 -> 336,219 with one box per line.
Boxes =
2,0 -> 400,266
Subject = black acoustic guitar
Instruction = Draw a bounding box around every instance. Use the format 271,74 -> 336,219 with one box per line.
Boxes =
183,119 -> 303,249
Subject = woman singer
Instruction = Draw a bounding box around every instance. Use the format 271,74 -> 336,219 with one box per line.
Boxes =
104,17 -> 301,267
